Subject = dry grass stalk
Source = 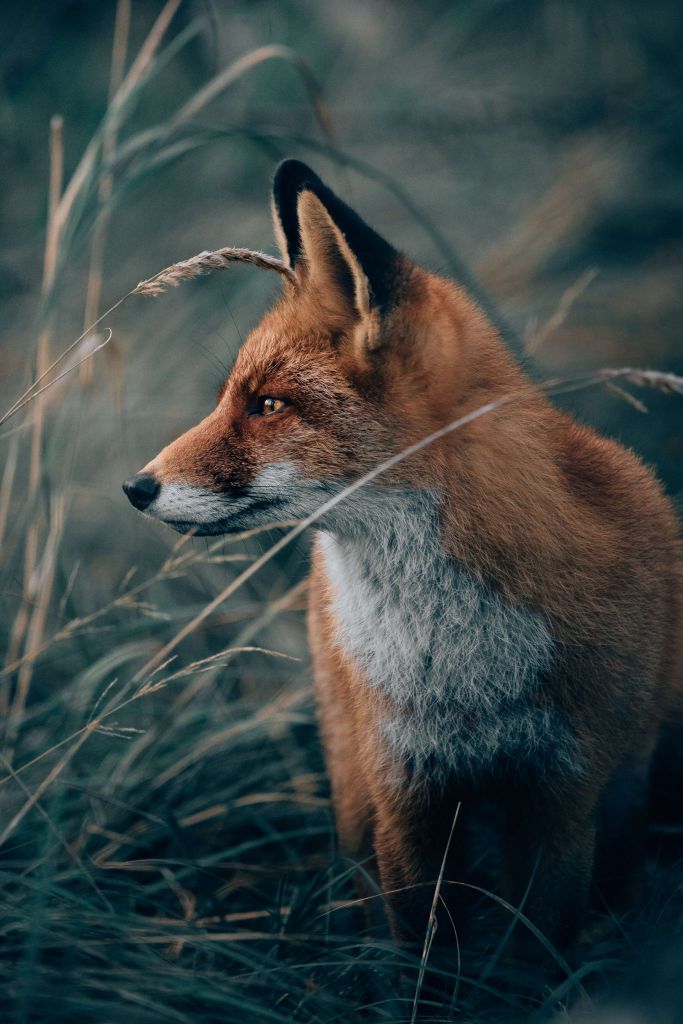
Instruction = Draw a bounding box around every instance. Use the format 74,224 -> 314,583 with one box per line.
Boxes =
133,247 -> 296,296
2,332 -> 115,427
25,493 -> 65,647
478,134 -> 621,297
172,43 -> 335,141
604,367 -> 683,396
525,267 -> 598,353
5,116 -> 64,754
0,432 -> 20,717
411,803 -> 461,1023
0,432 -> 19,561
113,40 -> 338,194
109,0 -> 132,96
80,0 -> 132,387
605,381 -> 649,414
5,496 -> 65,762
53,0 -> 181,247
0,300 -> 126,427
43,115 -> 64,294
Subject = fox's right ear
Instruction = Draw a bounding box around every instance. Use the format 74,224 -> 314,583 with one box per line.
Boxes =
271,159 -> 400,324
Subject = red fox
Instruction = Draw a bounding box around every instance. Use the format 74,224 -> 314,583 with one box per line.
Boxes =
123,160 -> 682,951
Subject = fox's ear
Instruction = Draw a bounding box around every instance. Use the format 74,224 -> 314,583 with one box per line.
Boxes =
271,160 -> 400,347
295,190 -> 383,346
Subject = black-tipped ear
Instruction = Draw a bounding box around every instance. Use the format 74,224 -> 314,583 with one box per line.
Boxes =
272,159 -> 400,313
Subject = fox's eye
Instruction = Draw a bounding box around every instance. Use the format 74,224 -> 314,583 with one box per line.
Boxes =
255,396 -> 287,416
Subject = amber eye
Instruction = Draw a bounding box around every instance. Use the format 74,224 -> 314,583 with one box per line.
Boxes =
256,396 -> 287,416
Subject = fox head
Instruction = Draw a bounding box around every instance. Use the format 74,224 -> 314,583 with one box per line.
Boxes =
123,159 -> 520,535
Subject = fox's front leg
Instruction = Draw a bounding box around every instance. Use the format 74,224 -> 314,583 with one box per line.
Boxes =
593,750 -> 653,914
309,571 -> 374,861
373,801 -> 428,944
372,785 -> 481,1021
372,786 -> 472,948
503,784 -> 598,954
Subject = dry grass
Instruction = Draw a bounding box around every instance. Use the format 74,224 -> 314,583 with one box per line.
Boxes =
133,247 -> 297,296
1,2 -> 682,1022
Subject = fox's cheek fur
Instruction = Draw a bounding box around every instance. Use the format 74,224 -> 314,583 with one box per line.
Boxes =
139,461 -> 317,535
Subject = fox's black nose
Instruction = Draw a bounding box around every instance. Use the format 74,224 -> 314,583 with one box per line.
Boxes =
122,473 -> 160,511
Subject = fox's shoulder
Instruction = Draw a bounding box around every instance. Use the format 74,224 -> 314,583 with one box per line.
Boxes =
552,410 -> 677,533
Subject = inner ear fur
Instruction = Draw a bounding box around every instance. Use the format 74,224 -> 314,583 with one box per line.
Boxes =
296,190 -> 381,350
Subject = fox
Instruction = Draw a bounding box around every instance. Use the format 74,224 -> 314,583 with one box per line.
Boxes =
123,159 -> 682,953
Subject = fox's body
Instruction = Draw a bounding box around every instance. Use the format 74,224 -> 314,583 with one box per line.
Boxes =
124,161 -> 681,951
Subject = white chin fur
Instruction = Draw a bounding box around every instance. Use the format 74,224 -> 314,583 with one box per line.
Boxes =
146,482 -> 237,525
144,462 -> 304,530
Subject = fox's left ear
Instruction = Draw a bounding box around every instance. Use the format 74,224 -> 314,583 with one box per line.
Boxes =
271,160 -> 401,350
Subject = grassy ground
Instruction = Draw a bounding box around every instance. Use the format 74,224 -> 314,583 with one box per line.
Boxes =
1,1 -> 682,1020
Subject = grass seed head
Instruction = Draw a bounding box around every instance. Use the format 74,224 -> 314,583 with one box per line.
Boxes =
133,247 -> 296,296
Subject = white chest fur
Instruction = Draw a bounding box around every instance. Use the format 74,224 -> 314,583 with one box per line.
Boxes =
316,493 -> 574,782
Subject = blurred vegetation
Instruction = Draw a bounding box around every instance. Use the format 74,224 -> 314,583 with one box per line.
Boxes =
0,1 -> 681,1021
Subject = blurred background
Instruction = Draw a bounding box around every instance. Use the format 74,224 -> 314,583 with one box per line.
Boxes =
0,2 -> 681,1021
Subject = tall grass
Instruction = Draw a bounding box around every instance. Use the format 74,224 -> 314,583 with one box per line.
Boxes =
1,2 -> 682,1021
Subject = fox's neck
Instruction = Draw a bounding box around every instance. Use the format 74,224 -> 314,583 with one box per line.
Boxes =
316,491 -> 564,778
